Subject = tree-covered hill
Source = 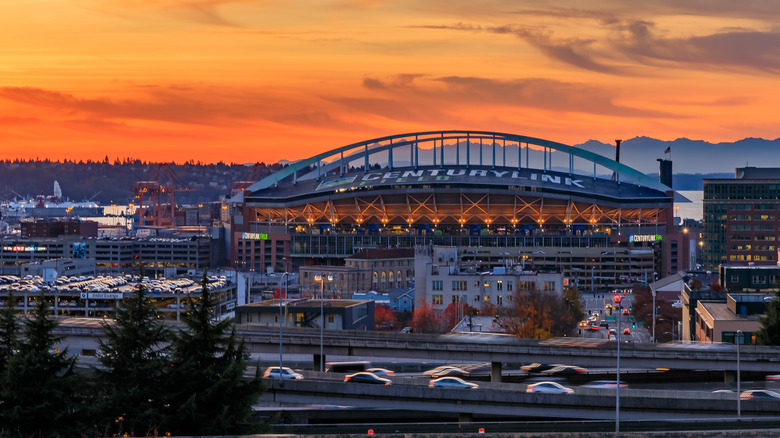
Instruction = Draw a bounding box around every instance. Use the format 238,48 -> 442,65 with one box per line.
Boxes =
0,159 -> 281,205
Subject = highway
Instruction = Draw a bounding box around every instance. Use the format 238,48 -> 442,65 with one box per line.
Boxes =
257,370 -> 780,421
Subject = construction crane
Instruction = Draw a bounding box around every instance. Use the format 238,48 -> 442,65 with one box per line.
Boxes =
132,164 -> 195,227
230,162 -> 272,196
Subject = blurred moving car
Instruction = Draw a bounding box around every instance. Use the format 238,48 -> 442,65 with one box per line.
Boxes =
263,366 -> 303,380
526,381 -> 574,394
431,367 -> 470,378
623,328 -> 631,335
366,367 -> 395,377
423,365 -> 461,376
520,363 -> 559,373
541,365 -> 588,376
578,320 -> 589,327
344,372 -> 392,385
582,380 -> 628,389
429,376 -> 479,389
740,389 -> 780,400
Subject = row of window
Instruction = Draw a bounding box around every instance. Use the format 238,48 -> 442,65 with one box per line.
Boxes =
432,294 -> 510,306
728,255 -> 774,262
729,274 -> 778,284
730,244 -> 776,251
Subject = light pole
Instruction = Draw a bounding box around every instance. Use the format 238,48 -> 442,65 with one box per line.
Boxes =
613,292 -> 622,434
737,329 -> 742,418
279,271 -> 288,384
658,318 -> 677,342
314,272 -> 332,372
651,287 -> 656,342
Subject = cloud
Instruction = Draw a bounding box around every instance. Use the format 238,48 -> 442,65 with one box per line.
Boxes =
356,74 -> 675,118
0,86 -> 268,126
612,20 -> 780,74
78,0 -> 253,26
414,14 -> 780,75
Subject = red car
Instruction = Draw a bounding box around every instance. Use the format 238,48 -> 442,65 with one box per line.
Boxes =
623,328 -> 631,335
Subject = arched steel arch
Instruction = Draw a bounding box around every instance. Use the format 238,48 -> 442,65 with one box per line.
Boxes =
244,130 -> 670,194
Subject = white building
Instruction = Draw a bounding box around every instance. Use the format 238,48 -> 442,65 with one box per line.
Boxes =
414,245 -> 565,312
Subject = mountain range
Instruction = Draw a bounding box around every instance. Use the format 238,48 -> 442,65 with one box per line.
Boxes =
574,136 -> 780,175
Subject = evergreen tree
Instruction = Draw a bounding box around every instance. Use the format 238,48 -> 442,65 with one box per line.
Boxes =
0,296 -> 85,437
0,294 -> 18,372
165,274 -> 264,435
756,287 -> 780,345
93,283 -> 173,436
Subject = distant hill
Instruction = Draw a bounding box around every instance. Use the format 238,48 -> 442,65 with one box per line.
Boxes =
0,160 -> 281,206
1,136 -> 770,204
574,136 -> 780,175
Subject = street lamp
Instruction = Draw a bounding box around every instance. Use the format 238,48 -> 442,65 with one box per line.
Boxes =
658,318 -> 677,342
737,329 -> 743,418
651,287 -> 657,342
279,270 -> 288,384
613,292 -> 622,434
314,272 -> 332,372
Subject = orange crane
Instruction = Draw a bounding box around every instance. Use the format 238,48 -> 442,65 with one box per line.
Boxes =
132,164 -> 194,227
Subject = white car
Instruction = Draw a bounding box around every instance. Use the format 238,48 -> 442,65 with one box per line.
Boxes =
428,377 -> 479,389
526,381 -> 574,394
263,366 -> 303,380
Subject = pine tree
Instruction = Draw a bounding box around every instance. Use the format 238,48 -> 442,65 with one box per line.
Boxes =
756,287 -> 780,345
0,296 -> 85,437
93,283 -> 173,436
0,294 -> 18,372
164,274 -> 264,435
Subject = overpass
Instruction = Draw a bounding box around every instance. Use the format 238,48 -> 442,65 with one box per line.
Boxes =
54,319 -> 780,375
259,375 -> 780,421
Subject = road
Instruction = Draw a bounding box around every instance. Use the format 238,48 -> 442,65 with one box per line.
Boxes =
578,289 -> 646,342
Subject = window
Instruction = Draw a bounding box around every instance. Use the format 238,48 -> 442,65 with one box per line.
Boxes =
497,295 -> 503,305
496,280 -> 503,291
752,275 -> 766,284
432,280 -> 443,291
507,281 -> 513,291
328,314 -> 334,323
432,295 -> 443,305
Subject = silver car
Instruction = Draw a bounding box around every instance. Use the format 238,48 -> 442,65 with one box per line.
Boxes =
263,366 -> 303,380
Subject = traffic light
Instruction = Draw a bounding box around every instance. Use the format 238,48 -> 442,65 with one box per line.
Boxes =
632,323 -> 636,328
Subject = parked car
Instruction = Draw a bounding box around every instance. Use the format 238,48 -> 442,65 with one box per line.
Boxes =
429,377 -> 479,389
263,366 -> 303,380
344,372 -> 392,385
741,390 -> 780,400
526,381 -> 574,394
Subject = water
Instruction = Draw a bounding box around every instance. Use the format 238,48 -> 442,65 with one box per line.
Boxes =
676,190 -> 703,221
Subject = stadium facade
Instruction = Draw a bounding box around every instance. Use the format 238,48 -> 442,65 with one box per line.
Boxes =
229,130 -> 684,292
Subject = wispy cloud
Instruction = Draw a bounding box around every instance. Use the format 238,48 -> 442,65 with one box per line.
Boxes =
414,17 -> 780,75
357,74 -> 676,118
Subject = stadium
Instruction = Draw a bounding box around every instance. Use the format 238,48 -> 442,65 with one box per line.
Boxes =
229,130 -> 677,289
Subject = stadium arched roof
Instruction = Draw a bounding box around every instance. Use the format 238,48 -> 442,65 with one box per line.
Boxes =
243,130 -> 670,194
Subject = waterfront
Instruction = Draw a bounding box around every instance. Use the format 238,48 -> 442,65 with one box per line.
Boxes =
676,190 -> 703,221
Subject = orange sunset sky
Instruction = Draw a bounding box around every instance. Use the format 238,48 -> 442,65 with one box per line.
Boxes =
2,1 -> 779,164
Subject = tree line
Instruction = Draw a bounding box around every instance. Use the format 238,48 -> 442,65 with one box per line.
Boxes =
409,286 -> 584,337
0,276 -> 266,437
